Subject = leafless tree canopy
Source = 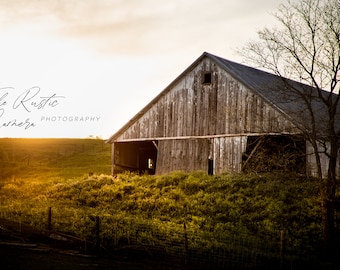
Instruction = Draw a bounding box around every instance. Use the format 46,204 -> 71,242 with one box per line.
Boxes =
242,0 -> 339,93
239,0 -> 340,253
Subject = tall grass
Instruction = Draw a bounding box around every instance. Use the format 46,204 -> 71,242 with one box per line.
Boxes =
0,170 -> 322,256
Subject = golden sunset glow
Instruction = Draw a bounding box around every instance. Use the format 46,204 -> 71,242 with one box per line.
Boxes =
0,0 -> 284,138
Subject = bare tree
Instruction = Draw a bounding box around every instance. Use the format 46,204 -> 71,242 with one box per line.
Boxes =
239,0 -> 339,253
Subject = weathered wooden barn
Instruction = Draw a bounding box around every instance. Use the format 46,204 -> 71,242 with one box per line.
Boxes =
107,52 -> 340,176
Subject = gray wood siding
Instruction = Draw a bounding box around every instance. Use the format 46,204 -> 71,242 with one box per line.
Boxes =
156,139 -> 210,175
116,58 -> 299,141
213,136 -> 248,174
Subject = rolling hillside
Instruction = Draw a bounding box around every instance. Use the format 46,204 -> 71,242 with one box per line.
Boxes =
0,138 -> 111,180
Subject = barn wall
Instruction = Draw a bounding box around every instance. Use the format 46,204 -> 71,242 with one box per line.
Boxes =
115,58 -> 299,142
156,139 -> 210,175
155,136 -> 248,175
213,136 -> 248,174
112,57 -> 307,175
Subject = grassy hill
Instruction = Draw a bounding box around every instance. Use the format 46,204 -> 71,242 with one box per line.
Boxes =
0,138 -> 111,180
0,138 -> 338,268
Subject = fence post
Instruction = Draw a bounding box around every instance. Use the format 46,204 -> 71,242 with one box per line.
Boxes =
184,222 -> 188,265
18,211 -> 22,233
47,207 -> 52,230
95,216 -> 100,251
114,221 -> 118,247
280,229 -> 285,269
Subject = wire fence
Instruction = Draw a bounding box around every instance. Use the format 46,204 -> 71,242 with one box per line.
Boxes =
0,208 -> 331,269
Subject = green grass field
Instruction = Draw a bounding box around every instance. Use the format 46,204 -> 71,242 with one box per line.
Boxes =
0,138 -> 111,180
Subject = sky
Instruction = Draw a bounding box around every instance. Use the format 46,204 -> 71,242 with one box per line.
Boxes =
0,0 -> 286,139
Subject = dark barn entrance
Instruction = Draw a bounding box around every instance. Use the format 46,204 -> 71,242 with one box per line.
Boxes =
113,141 -> 158,174
242,135 -> 306,174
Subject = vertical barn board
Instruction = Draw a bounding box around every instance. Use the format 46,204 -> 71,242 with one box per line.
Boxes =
155,140 -> 167,175
196,81 -> 203,136
226,80 -> 232,134
249,93 -> 256,132
243,88 -> 249,132
141,111 -> 147,138
186,86 -> 194,136
214,137 -> 221,174
229,137 -> 234,170
216,74 -> 226,134
240,86 -> 247,133
235,136 -> 247,172
168,92 -> 173,137
265,105 -> 272,132
208,74 -> 218,135
213,137 -> 221,174
252,96 -> 259,132
165,94 -> 170,137
202,86 -> 208,135
234,83 -> 240,134
151,105 -> 158,137
227,78 -> 237,134
217,137 -> 224,171
172,90 -> 178,137
176,89 -> 182,137
157,99 -> 164,137
192,73 -> 198,136
178,87 -> 185,136
179,87 -> 185,136
213,136 -> 247,174
246,93 -> 253,132
156,140 -> 169,174
197,86 -> 204,136
171,94 -> 176,137
166,93 -> 171,137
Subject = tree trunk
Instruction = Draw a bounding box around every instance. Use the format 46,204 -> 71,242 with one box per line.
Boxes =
321,191 -> 335,254
321,142 -> 338,255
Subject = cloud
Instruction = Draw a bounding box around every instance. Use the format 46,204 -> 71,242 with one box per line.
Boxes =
0,0 -> 284,56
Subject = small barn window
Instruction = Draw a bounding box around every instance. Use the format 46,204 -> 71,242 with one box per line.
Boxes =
202,72 -> 212,84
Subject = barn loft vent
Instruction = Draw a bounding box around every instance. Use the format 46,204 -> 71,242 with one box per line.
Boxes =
203,72 -> 212,84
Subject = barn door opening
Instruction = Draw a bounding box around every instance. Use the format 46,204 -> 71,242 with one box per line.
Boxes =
113,141 -> 158,175
242,135 -> 306,173
137,141 -> 158,174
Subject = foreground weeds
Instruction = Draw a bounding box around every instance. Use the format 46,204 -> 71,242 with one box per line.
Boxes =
0,171 -> 322,257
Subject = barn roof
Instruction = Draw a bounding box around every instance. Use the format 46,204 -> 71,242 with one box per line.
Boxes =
107,52 -> 339,143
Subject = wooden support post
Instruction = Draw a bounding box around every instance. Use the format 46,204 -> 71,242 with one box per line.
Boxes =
280,229 -> 285,269
184,222 -> 188,265
18,211 -> 22,233
47,207 -> 52,230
